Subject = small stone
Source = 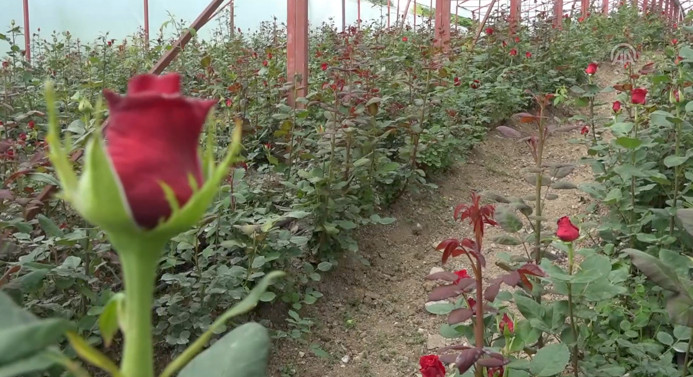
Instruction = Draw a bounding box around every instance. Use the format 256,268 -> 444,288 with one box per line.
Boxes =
429,266 -> 444,275
412,223 -> 423,235
427,333 -> 448,350
341,355 -> 350,364
298,351 -> 305,358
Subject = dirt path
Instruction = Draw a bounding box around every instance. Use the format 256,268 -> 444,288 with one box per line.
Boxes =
269,63 -> 627,377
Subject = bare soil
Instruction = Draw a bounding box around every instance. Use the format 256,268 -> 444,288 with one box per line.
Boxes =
268,61 -> 629,377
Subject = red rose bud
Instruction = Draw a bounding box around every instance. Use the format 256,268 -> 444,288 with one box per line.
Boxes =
454,77 -> 461,86
676,56 -> 683,65
225,98 -> 232,107
672,38 -> 679,45
556,216 -> 579,242
104,74 -> 216,228
578,16 -> 585,22
419,355 -> 446,377
525,51 -> 532,58
502,41 -> 507,47
402,36 -> 408,42
514,37 -> 520,43
585,62 -> 598,75
509,48 -> 518,56
580,125 -> 589,135
671,88 -> 681,103
471,79 -> 481,89
499,313 -> 514,334
321,62 -> 328,71
485,27 -> 494,35
631,88 -> 647,105
262,60 -> 268,67
488,366 -> 505,377
467,297 -> 477,309
28,120 -> 35,129
612,100 -> 621,113
454,269 -> 470,284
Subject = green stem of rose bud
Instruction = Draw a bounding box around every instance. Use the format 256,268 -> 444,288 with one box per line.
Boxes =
115,237 -> 165,377
567,242 -> 579,377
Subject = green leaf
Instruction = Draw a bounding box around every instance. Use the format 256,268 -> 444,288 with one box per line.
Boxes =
529,343 -> 570,376
615,137 -> 642,149
0,351 -> 56,377
514,294 -> 544,320
674,325 -> 691,340
667,293 -> 693,327
625,249 -> 682,292
159,272 -> 283,377
550,181 -> 577,190
663,155 -> 689,168
0,309 -> 72,365
178,323 -> 270,377
425,303 -> 455,315
677,209 -> 693,237
65,332 -> 121,377
37,215 -> 63,238
317,262 -> 333,272
656,331 -> 674,346
492,235 -> 523,245
98,293 -> 124,348
496,207 -> 524,233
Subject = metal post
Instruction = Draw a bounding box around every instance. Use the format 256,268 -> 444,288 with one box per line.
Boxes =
509,0 -> 520,34
342,0 -> 346,31
434,0 -> 450,49
642,0 -> 648,13
287,0 -> 309,106
396,0 -> 401,27
402,0 -> 412,27
664,0 -> 669,17
454,3 -> 459,32
554,0 -> 564,28
430,0 -> 433,24
144,0 -> 150,48
22,0 -> 30,63
230,0 -> 235,36
414,0 -> 417,26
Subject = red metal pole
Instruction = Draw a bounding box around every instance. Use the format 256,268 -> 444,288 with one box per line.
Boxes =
509,0 -> 520,34
554,0 -> 564,28
287,0 -> 309,106
230,0 -> 235,35
23,0 -> 30,63
144,0 -> 150,48
388,0 -> 391,27
581,0 -> 589,16
642,0 -> 648,13
664,0 -> 669,17
603,0 -> 609,13
396,0 -> 401,26
434,0 -> 450,49
358,0 -> 361,26
402,0 -> 412,27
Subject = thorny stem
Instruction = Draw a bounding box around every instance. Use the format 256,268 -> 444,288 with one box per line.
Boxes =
567,242 -> 579,377
534,104 -> 546,348
682,335 -> 692,377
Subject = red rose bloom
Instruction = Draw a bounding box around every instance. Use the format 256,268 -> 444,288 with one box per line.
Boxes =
585,62 -> 598,75
485,27 -> 494,35
103,73 -> 216,228
612,100 -> 621,113
631,88 -> 648,105
525,51 -> 532,58
402,36 -> 408,42
453,269 -> 469,284
262,60 -> 268,67
578,16 -> 585,22
499,313 -> 514,333
509,48 -> 518,56
470,79 -> 481,89
556,216 -> 579,242
675,56 -> 683,65
580,125 -> 589,135
453,77 -> 461,86
672,38 -> 679,45
321,62 -> 328,71
419,355 -> 446,377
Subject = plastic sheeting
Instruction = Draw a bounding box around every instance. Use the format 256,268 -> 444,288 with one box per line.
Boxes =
1,0 -> 422,56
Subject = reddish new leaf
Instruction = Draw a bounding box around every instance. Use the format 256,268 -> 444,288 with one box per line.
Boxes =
518,263 -> 546,277
496,126 -> 522,138
502,271 -> 521,286
477,357 -> 508,367
485,282 -> 501,302
428,284 -> 464,301
639,62 -> 655,75
455,348 -> 483,374
426,271 -> 460,281
447,308 -> 473,324
439,354 -> 458,364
